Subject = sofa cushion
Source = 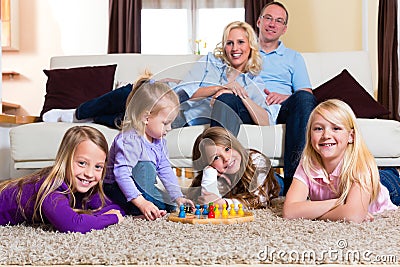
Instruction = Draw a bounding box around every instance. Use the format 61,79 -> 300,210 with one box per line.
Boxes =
40,64 -> 117,119
313,69 -> 390,118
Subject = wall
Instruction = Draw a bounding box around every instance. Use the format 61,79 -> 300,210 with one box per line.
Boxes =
2,0 -> 108,116
2,0 -> 378,116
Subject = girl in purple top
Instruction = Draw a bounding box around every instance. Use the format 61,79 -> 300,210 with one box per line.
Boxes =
103,72 -> 194,221
0,126 -> 124,233
283,99 -> 399,223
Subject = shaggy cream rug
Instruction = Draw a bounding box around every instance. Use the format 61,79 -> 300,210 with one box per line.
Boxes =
0,198 -> 399,266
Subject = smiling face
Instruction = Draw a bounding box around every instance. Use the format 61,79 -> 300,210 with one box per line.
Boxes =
205,144 -> 242,175
72,140 -> 106,193
224,27 -> 251,72
310,113 -> 354,172
257,3 -> 287,44
144,105 -> 178,142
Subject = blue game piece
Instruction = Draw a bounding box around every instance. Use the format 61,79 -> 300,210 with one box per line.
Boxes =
202,204 -> 209,215
194,204 -> 201,218
178,204 -> 186,218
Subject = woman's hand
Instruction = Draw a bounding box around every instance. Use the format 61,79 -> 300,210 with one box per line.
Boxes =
131,195 -> 167,220
103,209 -> 124,223
226,81 -> 248,99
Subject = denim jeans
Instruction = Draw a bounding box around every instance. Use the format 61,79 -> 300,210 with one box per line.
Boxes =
103,162 -> 176,215
274,172 -> 285,196
379,168 -> 400,205
277,90 -> 317,194
209,93 -> 255,136
76,84 -> 133,128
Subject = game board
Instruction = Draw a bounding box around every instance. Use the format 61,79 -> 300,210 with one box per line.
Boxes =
167,211 -> 255,225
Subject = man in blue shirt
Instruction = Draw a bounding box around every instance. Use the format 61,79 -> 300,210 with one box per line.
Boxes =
257,2 -> 317,194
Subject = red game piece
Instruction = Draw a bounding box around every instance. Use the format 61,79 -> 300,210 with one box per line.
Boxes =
208,202 -> 215,218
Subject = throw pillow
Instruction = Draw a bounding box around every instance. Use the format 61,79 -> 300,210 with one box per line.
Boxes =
313,69 -> 390,118
40,64 -> 117,119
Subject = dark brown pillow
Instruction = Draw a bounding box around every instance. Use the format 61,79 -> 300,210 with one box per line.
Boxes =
313,69 -> 390,118
40,64 -> 117,119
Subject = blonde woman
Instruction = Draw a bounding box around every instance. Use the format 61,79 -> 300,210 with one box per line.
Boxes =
283,99 -> 398,223
0,126 -> 124,233
176,21 -> 272,135
103,72 -> 194,221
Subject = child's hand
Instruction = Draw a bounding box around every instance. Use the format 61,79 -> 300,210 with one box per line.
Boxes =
132,195 -> 166,221
198,190 -> 224,206
363,212 -> 374,222
103,209 -> 124,223
175,197 -> 194,209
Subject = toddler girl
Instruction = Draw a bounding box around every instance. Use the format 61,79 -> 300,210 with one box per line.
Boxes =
103,72 -> 194,220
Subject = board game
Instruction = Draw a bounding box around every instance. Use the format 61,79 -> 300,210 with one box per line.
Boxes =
167,203 -> 255,225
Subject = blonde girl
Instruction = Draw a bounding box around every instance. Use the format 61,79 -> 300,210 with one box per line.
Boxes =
187,127 -> 282,209
0,126 -> 124,233
283,99 -> 398,222
103,72 -> 194,221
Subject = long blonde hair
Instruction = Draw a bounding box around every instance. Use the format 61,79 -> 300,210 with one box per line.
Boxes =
189,127 -> 280,208
302,99 -> 380,205
122,71 -> 179,135
0,126 -> 109,223
214,21 -> 262,76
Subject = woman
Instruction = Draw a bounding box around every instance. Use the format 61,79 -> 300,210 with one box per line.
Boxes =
176,21 -> 272,135
43,21 -> 272,135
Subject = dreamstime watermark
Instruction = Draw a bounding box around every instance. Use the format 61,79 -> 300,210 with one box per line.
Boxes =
257,239 -> 398,264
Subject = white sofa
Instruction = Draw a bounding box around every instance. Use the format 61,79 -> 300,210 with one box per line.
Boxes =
9,51 -> 400,174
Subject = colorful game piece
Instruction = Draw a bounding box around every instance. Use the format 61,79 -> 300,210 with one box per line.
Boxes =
214,204 -> 221,218
194,204 -> 201,218
222,203 -> 228,218
167,204 -> 255,224
178,204 -> 186,218
229,203 -> 236,216
202,204 -> 209,215
208,202 -> 215,218
237,204 -> 244,217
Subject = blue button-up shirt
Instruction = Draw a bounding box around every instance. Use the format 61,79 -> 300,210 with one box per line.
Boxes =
175,52 -> 273,125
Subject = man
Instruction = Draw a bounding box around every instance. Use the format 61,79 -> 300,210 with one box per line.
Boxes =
257,2 -> 317,194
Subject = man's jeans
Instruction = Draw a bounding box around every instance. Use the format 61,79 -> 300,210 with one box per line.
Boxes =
277,90 -> 317,194
379,168 -> 400,205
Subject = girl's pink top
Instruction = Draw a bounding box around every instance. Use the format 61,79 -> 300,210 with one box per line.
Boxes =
294,162 -> 397,214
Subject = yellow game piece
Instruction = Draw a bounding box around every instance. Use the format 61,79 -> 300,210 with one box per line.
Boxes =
229,203 -> 236,216
214,204 -> 221,218
238,204 -> 244,217
222,203 -> 229,218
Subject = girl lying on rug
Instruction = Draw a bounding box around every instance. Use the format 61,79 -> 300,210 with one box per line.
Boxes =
187,126 -> 284,209
283,99 -> 399,223
0,126 -> 124,233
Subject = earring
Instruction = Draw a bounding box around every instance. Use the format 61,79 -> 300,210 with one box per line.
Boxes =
349,140 -> 353,144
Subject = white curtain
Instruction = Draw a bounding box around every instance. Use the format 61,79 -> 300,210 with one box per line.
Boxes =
143,0 -> 243,9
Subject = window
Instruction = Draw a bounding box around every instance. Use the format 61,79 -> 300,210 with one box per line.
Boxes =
141,0 -> 244,55
1,0 -> 19,51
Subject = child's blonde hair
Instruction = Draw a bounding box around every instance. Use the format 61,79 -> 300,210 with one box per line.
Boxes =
0,126 -> 109,223
122,71 -> 179,135
302,99 -> 380,206
189,127 -> 280,208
